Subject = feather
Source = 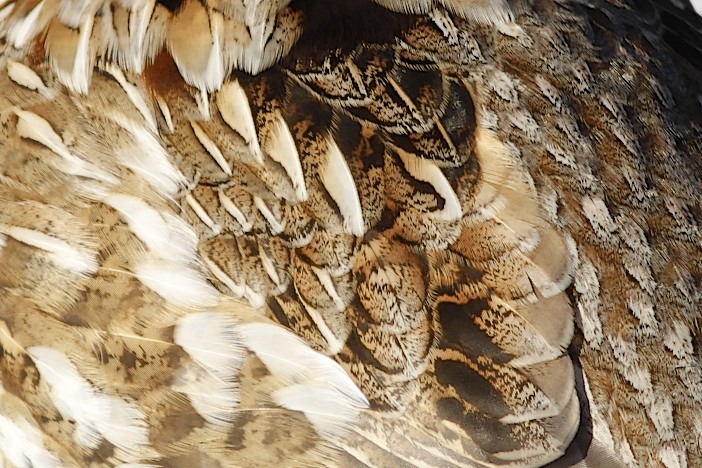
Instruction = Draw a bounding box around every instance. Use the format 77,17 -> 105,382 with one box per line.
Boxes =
263,114 -> 308,202
0,225 -> 97,275
134,259 -> 220,308
104,194 -> 198,262
319,136 -> 365,236
45,15 -> 95,94
14,109 -> 117,185
1,0 -> 701,466
237,322 -> 369,424
5,0 -> 45,48
6,59 -> 53,98
0,414 -> 60,468
105,64 -> 158,133
26,347 -> 150,455
111,115 -> 186,197
173,312 -> 244,425
216,79 -> 264,164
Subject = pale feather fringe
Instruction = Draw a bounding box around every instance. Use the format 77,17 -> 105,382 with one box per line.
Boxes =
0,413 -> 61,468
1,0 -> 300,92
2,0 -> 507,94
237,322 -> 369,439
173,312 -> 245,425
372,0 -> 512,24
26,347 -> 151,461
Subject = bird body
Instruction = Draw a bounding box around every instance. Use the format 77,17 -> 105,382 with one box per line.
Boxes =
0,0 -> 700,466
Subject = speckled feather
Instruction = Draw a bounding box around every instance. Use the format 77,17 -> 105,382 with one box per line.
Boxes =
0,0 -> 700,467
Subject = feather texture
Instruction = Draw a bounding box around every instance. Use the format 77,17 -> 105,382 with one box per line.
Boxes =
0,0 -> 701,467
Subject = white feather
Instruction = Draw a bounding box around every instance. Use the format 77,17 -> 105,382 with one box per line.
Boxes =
0,2 -> 15,26
104,194 -> 197,262
190,120 -> 232,176
173,313 -> 244,425
237,323 -> 365,401
253,196 -> 285,235
218,190 -> 252,232
196,88 -> 211,120
310,266 -> 345,312
172,14 -> 225,92
156,97 -> 174,133
112,114 -> 186,196
203,13 -> 225,92
14,109 -> 117,185
664,321 -> 694,360
126,0 -> 156,73
14,109 -> 68,157
26,347 -> 149,456
243,288 -> 265,309
201,255 -> 247,298
275,385 -> 364,438
57,0 -> 97,28
582,195 -> 618,240
439,0 -> 513,24
135,259 -> 219,308
7,0 -> 44,48
0,415 -> 59,468
0,225 -> 97,275
258,246 -> 282,290
172,367 -> 239,425
234,1 -> 298,75
105,64 -> 157,132
320,137 -> 365,236
237,323 -> 368,436
397,149 -> 462,221
240,21 -> 268,75
175,312 -> 244,376
100,397 -> 153,460
185,193 -> 222,235
265,114 -> 308,201
659,447 -> 686,468
693,0 -> 702,16
371,0 -> 431,14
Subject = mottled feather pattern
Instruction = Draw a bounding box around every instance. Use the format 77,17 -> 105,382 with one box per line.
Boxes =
0,0 -> 701,467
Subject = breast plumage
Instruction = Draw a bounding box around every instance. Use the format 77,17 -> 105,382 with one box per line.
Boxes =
0,1 -> 700,467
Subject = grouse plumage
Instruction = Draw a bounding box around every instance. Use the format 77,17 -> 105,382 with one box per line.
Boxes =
0,0 -> 700,467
